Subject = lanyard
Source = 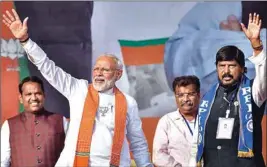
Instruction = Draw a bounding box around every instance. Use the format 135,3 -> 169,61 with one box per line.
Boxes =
181,115 -> 196,136
223,89 -> 238,118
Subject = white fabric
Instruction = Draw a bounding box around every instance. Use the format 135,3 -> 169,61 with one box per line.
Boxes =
21,39 -> 152,167
1,117 -> 69,167
153,111 -> 195,167
188,119 -> 195,132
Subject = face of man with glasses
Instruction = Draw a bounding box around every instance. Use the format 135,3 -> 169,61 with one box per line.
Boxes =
175,84 -> 200,115
92,56 -> 122,92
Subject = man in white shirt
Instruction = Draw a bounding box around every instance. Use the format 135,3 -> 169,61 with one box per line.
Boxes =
153,75 -> 200,167
1,76 -> 69,167
2,9 -> 153,167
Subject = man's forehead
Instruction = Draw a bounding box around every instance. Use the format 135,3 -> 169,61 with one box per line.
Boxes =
175,84 -> 196,91
217,60 -> 239,65
22,82 -> 41,90
95,56 -> 116,65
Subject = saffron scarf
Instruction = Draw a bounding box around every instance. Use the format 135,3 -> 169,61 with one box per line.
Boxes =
74,84 -> 128,167
197,75 -> 253,165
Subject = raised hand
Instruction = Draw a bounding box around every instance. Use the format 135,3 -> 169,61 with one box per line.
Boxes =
2,9 -> 29,41
241,13 -> 261,42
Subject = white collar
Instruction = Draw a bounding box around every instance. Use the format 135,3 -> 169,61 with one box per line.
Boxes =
99,87 -> 114,95
175,109 -> 196,123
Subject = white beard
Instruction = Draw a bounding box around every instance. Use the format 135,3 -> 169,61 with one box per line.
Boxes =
93,76 -> 117,92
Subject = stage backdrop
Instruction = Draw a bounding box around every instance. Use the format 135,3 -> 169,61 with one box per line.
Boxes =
91,1 -> 267,163
1,1 -> 93,123
1,1 -> 266,164
1,1 -> 30,123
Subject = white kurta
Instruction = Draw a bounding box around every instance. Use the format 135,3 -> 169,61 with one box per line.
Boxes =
22,39 -> 153,167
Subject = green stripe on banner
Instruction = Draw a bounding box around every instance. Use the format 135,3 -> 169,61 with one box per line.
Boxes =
18,56 -> 30,113
118,37 -> 169,47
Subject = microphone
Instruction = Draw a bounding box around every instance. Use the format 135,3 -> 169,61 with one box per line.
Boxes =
223,92 -> 230,104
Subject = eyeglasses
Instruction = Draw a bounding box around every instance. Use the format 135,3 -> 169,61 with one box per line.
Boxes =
175,92 -> 198,98
93,67 -> 116,74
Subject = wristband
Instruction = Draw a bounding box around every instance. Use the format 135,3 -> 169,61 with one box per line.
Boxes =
252,40 -> 263,50
20,37 -> 29,43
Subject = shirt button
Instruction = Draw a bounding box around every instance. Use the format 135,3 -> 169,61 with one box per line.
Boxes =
37,146 -> 41,150
217,145 -> 222,150
34,120 -> 39,125
37,159 -> 42,164
36,133 -> 40,137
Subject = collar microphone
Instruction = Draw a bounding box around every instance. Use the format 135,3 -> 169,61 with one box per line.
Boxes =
223,92 -> 230,104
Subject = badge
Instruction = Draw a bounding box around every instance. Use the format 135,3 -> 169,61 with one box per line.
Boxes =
234,101 -> 239,107
216,117 -> 235,139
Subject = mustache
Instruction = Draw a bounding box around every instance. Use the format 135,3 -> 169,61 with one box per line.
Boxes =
222,73 -> 233,79
94,76 -> 106,80
30,100 -> 39,104
181,101 -> 193,106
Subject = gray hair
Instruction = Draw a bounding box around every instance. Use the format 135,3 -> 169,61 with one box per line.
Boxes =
99,53 -> 123,70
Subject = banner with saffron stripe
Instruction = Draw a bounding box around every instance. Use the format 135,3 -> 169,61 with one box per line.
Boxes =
119,38 -> 177,118
1,1 -> 30,124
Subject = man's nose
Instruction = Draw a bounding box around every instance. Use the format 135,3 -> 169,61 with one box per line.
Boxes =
182,94 -> 190,101
224,65 -> 230,73
95,69 -> 104,76
31,94 -> 37,100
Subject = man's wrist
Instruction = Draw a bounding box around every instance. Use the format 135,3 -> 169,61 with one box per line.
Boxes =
20,37 -> 29,43
251,39 -> 263,50
19,34 -> 29,44
250,38 -> 261,46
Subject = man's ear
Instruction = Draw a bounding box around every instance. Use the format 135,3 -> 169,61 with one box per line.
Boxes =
197,92 -> 201,98
116,69 -> 123,80
19,94 -> 23,104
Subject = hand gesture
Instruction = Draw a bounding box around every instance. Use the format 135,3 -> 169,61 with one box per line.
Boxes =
241,13 -> 261,42
2,9 -> 29,41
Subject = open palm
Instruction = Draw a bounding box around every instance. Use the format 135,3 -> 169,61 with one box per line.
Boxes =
2,9 -> 29,40
241,13 -> 261,41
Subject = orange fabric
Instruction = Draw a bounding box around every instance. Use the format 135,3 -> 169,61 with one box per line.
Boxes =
120,45 -> 165,65
141,118 -> 160,158
74,84 -> 127,167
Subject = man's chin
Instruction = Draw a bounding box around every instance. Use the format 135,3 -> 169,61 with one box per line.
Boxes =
93,85 -> 104,91
93,84 -> 111,92
180,107 -> 193,112
222,82 -> 233,86
28,108 -> 43,113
